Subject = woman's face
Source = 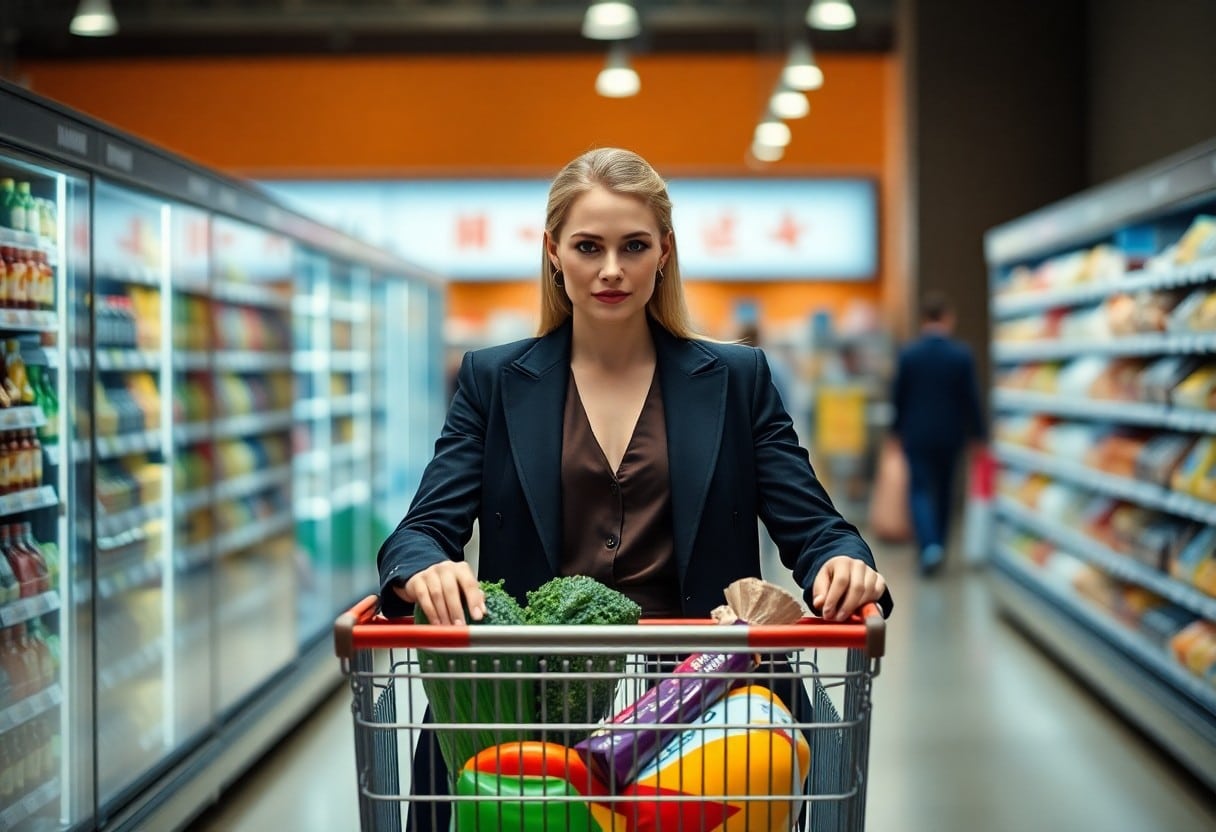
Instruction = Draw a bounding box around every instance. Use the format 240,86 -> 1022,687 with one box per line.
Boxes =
548,185 -> 670,330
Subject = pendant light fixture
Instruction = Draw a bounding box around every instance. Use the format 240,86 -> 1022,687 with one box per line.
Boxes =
70,0 -> 119,37
582,1 -> 641,40
770,86 -> 810,120
806,0 -> 856,31
595,45 -> 640,98
750,141 -> 785,163
782,40 -> 824,91
754,118 -> 792,149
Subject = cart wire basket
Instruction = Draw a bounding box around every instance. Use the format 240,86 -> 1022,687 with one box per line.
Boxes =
335,597 -> 884,832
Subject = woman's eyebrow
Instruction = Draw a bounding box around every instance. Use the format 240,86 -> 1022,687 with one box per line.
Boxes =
569,230 -> 654,240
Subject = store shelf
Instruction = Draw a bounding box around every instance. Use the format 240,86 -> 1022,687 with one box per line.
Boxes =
996,497 -> 1216,621
212,279 -> 290,310
177,511 -> 293,567
330,351 -> 370,372
215,464 -> 291,502
993,389 -> 1216,433
96,556 -> 163,600
294,441 -> 369,473
330,299 -> 367,322
0,226 -> 53,254
0,590 -> 61,627
992,257 -> 1216,319
994,442 -> 1216,525
0,485 -> 58,518
96,428 -> 162,459
20,346 -> 58,368
0,307 -> 57,332
97,500 -> 160,540
0,405 -> 46,431
176,410 -> 292,446
99,637 -> 164,691
993,332 -> 1216,363
991,547 -> 1216,791
294,394 -> 367,421
0,777 -> 61,830
213,350 -> 292,372
174,486 -> 211,515
174,351 -> 210,372
96,261 -> 160,286
0,683 -> 61,734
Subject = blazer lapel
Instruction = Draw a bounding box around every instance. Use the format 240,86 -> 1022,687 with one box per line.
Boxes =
652,322 -> 726,582
502,323 -> 571,573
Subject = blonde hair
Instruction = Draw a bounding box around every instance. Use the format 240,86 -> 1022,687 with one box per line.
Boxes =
538,148 -> 699,339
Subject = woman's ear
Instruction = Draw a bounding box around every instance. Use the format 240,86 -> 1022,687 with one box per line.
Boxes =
659,230 -> 674,269
544,231 -> 560,270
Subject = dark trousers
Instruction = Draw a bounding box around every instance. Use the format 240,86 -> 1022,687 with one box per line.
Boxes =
406,656 -> 815,831
904,445 -> 959,553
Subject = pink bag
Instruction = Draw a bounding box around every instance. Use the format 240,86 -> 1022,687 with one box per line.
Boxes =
963,446 -> 996,564
868,436 -> 913,543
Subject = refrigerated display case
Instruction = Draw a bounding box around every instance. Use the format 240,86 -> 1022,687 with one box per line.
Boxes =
0,81 -> 444,831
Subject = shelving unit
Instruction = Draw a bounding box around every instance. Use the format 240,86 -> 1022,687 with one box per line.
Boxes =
986,138 -> 1216,791
1,79 -> 444,832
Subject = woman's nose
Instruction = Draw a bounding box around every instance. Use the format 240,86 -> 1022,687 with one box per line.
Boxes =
600,252 -> 623,279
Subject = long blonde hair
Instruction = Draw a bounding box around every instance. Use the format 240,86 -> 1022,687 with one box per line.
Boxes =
538,148 -> 699,338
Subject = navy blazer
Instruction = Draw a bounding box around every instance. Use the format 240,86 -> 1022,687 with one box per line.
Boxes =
377,318 -> 892,618
892,333 -> 987,451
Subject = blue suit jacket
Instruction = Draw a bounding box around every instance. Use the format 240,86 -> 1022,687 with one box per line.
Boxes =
377,318 -> 892,618
892,333 -> 987,451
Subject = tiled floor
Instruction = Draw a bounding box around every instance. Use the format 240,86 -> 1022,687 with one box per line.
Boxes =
187,540 -> 1216,831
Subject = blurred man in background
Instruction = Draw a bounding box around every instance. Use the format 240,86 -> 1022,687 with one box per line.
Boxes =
891,292 -> 987,575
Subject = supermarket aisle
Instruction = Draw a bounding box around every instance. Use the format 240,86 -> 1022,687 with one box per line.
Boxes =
187,541 -> 1216,832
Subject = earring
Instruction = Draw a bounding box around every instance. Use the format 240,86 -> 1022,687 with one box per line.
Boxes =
553,269 -> 564,287
655,267 -> 664,286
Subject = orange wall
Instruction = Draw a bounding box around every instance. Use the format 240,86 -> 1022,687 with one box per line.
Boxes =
22,52 -> 901,336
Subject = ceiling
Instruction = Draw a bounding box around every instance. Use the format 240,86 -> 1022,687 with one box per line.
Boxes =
1,1 -> 897,60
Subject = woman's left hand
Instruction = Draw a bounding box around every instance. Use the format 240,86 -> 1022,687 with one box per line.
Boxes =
811,556 -> 887,621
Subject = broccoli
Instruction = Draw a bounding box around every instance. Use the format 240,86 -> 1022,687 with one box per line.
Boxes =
524,576 -> 641,741
415,580 -> 538,774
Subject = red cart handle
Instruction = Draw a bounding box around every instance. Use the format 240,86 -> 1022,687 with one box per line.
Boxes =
335,597 -> 884,660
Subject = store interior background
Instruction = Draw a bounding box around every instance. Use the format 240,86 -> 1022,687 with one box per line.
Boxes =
7,0 -> 1216,438
4,0 -> 1216,829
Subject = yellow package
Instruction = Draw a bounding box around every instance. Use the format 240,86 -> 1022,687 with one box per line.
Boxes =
1175,216 -> 1216,265
1173,367 -> 1216,410
1172,437 -> 1216,497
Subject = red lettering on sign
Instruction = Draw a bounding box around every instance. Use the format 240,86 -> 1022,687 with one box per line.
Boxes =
118,216 -> 147,257
772,212 -> 804,248
516,225 -> 542,244
456,214 -> 489,250
702,213 -> 736,253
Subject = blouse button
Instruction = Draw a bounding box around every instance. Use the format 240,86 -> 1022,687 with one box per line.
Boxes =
610,481 -> 620,495
605,535 -> 618,549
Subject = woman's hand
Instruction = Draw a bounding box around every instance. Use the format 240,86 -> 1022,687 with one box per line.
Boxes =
811,556 -> 887,621
393,560 -> 486,626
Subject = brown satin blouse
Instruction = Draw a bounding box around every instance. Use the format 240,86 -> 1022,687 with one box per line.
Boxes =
560,370 -> 681,617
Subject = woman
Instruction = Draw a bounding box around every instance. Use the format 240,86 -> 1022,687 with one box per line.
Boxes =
378,147 -> 891,828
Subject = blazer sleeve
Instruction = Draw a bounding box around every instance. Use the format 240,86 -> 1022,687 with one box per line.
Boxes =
750,349 -> 894,617
376,350 -> 487,617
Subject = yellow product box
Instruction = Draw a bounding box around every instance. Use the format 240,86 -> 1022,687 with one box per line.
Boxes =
1172,366 -> 1216,410
1175,216 -> 1216,265
1171,436 -> 1216,496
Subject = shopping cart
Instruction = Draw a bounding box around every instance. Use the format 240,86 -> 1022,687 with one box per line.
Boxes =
335,597 -> 884,831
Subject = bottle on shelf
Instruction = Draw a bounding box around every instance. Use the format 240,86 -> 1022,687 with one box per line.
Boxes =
2,525 -> 36,598
5,341 -> 32,406
0,533 -> 18,604
0,246 -> 8,310
0,178 -> 22,232
17,523 -> 48,595
15,184 -> 35,236
28,430 -> 42,487
31,366 -> 57,445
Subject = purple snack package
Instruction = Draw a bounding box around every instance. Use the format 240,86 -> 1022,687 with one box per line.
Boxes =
573,649 -> 755,790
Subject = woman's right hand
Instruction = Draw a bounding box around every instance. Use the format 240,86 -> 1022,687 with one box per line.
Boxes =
393,560 -> 486,626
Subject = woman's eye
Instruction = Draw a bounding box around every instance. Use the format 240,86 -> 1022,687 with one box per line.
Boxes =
575,240 -> 598,254
624,240 -> 649,252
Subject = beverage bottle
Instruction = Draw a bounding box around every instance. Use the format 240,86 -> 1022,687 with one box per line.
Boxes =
0,178 -> 21,231
19,248 -> 37,310
4,432 -> 19,495
0,531 -> 18,603
0,726 -> 14,803
29,429 -> 43,487
18,523 -> 48,595
15,428 -> 32,491
9,721 -> 27,796
0,245 -> 9,310
7,340 -> 35,406
16,184 -> 36,235
26,618 -> 54,692
42,198 -> 57,245
0,626 -> 28,702
3,525 -> 32,597
36,539 -> 58,594
0,435 -> 10,495
9,248 -> 28,310
20,722 -> 38,791
34,368 -> 58,445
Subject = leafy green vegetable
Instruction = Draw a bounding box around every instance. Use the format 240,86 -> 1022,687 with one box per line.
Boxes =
523,576 -> 642,741
415,580 -> 538,775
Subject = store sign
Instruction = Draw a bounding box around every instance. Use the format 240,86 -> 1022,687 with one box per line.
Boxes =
262,178 -> 876,281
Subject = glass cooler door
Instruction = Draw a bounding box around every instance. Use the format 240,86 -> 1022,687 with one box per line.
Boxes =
0,151 -> 91,831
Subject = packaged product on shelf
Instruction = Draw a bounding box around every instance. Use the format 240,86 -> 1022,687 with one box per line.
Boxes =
1139,355 -> 1201,404
1134,434 -> 1195,487
1170,525 -> 1216,585
1170,437 -> 1216,497
1173,216 -> 1216,265
1171,365 -> 1216,410
1072,564 -> 1120,612
1169,620 -> 1216,680
1139,603 -> 1199,649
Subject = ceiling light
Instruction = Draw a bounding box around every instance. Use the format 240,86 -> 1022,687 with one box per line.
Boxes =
783,41 -> 824,91
807,0 -> 856,31
596,46 -> 640,98
751,141 -> 785,163
70,0 -> 119,37
754,119 -> 792,148
770,88 -> 810,120
582,1 -> 641,40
